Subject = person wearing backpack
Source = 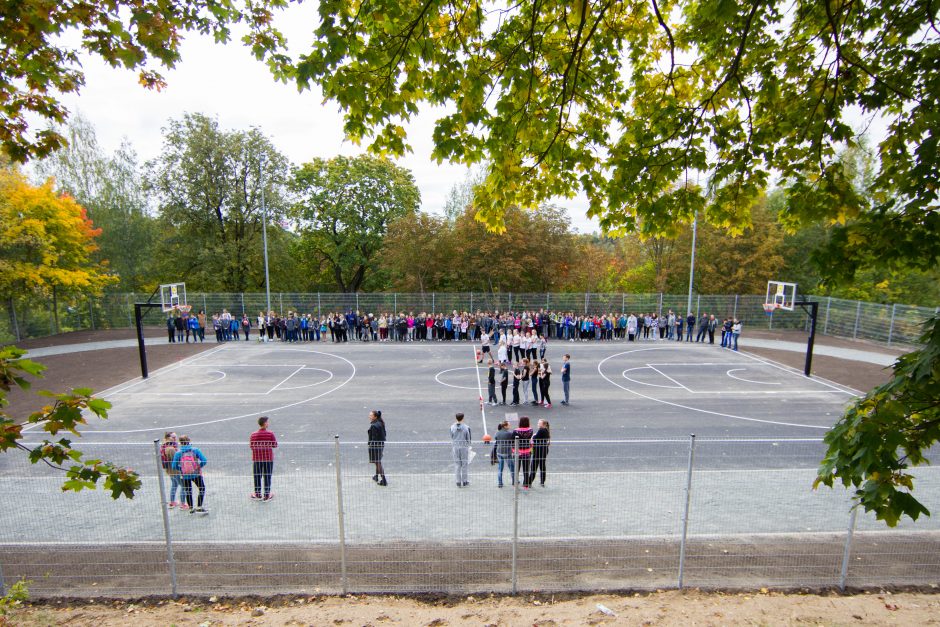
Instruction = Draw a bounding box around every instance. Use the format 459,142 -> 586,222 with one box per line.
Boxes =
160,432 -> 181,508
172,435 -> 208,514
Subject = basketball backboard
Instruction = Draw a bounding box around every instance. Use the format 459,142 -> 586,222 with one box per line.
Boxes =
160,282 -> 187,313
765,280 -> 796,312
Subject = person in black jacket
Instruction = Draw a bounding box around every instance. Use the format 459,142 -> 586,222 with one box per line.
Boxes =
499,362 -> 509,405
368,410 -> 387,486
529,419 -> 551,487
487,358 -> 498,406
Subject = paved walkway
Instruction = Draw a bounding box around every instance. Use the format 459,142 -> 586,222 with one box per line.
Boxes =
24,336 -> 904,366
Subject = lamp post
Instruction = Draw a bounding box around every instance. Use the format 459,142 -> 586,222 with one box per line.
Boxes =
687,211 -> 697,314
260,153 -> 272,317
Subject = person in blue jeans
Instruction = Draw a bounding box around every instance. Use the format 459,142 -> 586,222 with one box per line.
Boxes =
160,432 -> 181,507
493,421 -> 515,487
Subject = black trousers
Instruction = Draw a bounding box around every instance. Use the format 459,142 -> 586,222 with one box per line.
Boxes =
529,454 -> 547,486
182,475 -> 205,508
253,461 -> 273,497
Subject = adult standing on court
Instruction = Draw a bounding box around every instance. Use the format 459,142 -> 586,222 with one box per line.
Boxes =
529,419 -> 551,487
450,412 -> 472,487
368,410 -> 388,486
172,435 -> 208,514
732,318 -> 742,351
560,354 -> 571,406
493,421 -> 515,487
512,417 -> 534,490
250,416 -> 278,501
707,314 -> 718,344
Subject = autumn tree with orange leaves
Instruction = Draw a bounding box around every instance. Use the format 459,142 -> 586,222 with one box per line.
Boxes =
0,168 -> 116,333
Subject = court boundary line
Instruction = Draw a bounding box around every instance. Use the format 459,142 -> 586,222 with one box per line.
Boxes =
597,346 -> 832,430
89,348 -> 357,434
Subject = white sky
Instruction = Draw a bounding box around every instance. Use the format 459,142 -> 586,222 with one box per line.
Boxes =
57,2 -> 600,232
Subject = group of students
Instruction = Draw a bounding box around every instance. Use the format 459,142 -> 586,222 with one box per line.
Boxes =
165,307 -> 742,350
368,411 -> 551,490
159,417 -> 279,515
485,353 -> 571,409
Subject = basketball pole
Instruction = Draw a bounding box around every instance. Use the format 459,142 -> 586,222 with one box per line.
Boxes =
135,302 -> 165,379
796,300 -> 819,377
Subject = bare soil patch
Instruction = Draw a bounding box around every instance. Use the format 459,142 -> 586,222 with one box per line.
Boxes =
7,589 -> 940,626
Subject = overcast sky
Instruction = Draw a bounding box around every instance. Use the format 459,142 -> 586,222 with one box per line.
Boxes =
57,3 -> 599,233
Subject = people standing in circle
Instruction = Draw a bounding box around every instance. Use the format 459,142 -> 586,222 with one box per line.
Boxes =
560,354 -> 571,406
512,417 -> 534,490
172,435 -> 208,514
529,419 -> 551,487
160,432 -> 181,508
249,416 -> 278,501
368,410 -> 388,486
450,412 -> 472,487
493,421 -> 515,488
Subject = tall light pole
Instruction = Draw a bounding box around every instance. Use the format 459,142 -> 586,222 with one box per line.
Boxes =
687,211 -> 698,314
260,152 -> 272,316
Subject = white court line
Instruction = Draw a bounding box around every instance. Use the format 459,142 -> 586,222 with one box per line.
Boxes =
622,367 -> 683,389
597,347 -> 832,430
19,343 -> 231,432
267,365 -> 305,393
472,344 -> 488,437
90,348 -> 356,433
733,349 -> 861,396
646,364 -> 693,392
434,366 -> 480,390
726,368 -> 780,386
176,370 -> 227,387
276,368 -> 334,391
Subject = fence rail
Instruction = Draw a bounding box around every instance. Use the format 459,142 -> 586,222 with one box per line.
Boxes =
2,292 -> 936,348
1,439 -> 937,597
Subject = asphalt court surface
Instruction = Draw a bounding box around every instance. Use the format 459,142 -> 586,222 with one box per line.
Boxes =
5,340 -> 858,471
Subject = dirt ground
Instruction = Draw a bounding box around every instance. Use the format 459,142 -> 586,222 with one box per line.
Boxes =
6,589 -> 940,626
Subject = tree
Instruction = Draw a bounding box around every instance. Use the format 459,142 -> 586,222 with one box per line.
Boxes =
35,114 -> 158,291
146,113 -> 290,293
291,155 -> 420,293
0,167 -> 116,332
0,346 -> 140,499
277,0 -> 939,276
0,0 -> 285,162
381,212 -> 451,292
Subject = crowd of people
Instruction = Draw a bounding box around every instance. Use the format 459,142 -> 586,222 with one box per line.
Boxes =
166,308 -> 744,350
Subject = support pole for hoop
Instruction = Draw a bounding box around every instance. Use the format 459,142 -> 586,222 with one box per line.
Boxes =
796,300 -> 819,377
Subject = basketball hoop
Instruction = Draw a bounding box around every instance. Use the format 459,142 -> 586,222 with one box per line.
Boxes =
762,303 -> 779,316
176,304 -> 193,316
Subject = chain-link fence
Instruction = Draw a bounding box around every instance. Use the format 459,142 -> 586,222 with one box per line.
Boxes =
1,438 -> 937,597
1,292 -> 935,348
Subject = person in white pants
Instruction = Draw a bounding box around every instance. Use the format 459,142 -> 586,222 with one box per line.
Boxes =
450,413 -> 472,487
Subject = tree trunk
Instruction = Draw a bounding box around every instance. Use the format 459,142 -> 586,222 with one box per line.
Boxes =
7,296 -> 20,342
52,285 -> 60,335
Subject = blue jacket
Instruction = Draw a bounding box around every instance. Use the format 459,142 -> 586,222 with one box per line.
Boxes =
172,445 -> 207,478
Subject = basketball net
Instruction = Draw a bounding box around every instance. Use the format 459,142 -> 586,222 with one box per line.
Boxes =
762,303 -> 779,316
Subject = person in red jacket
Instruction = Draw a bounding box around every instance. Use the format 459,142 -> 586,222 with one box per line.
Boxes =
249,416 -> 278,501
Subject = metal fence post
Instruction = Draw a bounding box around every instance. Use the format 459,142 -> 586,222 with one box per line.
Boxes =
88,298 -> 95,331
887,304 -> 897,346
432,292 -> 435,312
152,440 -> 178,597
317,292 -> 321,317
279,292 -> 284,313
658,292 -> 663,317
511,437 -> 520,594
824,297 -> 831,335
853,300 -> 862,339
509,292 -> 513,312
202,294 -> 207,315
240,292 -> 245,313
394,293 -> 398,313
333,436 -> 348,594
621,293 -> 625,311
584,293 -> 588,315
695,295 -> 700,319
470,291 -> 473,312
0,552 -> 6,596
9,298 -> 20,342
677,434 -> 697,589
733,294 -> 738,319
125,294 -> 134,327
839,507 -> 859,592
